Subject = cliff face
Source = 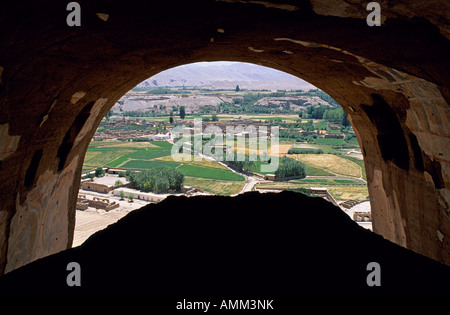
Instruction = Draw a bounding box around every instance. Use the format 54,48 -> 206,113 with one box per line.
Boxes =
0,191 -> 449,295
0,0 -> 449,275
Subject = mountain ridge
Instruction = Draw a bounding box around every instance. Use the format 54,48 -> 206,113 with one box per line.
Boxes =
137,62 -> 316,91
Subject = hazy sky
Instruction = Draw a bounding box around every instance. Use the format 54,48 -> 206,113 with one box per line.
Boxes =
190,61 -> 239,66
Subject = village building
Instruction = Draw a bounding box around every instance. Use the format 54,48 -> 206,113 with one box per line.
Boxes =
80,175 -> 129,193
93,129 -> 156,141
307,187 -> 339,207
341,200 -> 372,230
76,194 -> 120,211
319,133 -> 345,139
107,168 -> 127,175
353,212 -> 372,222
327,123 -> 341,130
264,174 -> 276,180
112,187 -> 167,203
148,132 -> 171,141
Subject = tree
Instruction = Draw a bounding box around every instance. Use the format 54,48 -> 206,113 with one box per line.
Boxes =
235,85 -> 240,92
275,156 -> 306,179
227,154 -> 255,172
104,110 -> 113,122
140,180 -> 150,192
309,106 -> 327,119
344,134 -> 355,143
169,111 -> 174,124
323,107 -> 344,123
301,120 -> 314,132
119,190 -> 125,200
128,193 -> 134,202
128,167 -> 184,194
153,177 -> 170,194
95,167 -> 105,177
211,114 -> 218,121
179,106 -> 186,119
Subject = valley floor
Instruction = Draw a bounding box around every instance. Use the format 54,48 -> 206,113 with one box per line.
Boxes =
76,131 -> 371,246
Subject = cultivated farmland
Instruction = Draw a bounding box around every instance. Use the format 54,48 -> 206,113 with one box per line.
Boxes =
290,154 -> 362,178
83,140 -> 245,195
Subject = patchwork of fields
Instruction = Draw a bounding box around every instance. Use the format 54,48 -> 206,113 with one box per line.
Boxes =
255,181 -> 369,201
84,141 -> 246,195
83,140 -> 368,200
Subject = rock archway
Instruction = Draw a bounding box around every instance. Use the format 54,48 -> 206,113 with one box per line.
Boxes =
0,0 -> 449,274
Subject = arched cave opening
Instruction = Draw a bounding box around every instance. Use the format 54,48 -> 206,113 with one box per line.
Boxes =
74,61 -> 372,247
0,0 -> 449,295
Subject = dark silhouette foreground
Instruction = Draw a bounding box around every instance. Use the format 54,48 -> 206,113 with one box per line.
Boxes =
0,191 -> 449,296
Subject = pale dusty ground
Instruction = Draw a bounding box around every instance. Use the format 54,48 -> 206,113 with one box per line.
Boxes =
72,190 -> 151,247
345,150 -> 364,160
342,201 -> 372,231
73,209 -> 128,247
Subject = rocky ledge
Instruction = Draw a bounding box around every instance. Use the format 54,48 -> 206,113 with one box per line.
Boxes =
0,191 -> 449,296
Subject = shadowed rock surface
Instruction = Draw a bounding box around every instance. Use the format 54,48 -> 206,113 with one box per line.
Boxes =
0,191 -> 449,296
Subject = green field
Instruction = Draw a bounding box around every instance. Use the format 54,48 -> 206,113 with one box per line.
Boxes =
83,148 -> 135,169
313,138 -> 345,145
88,93 -> 371,200
178,164 -> 245,181
83,137 -> 368,199
83,140 -> 246,195
256,181 -> 369,201
121,160 -> 180,169
84,141 -> 174,168
295,177 -> 365,185
183,177 -> 245,195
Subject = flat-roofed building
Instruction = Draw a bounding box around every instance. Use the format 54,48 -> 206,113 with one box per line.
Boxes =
81,175 -> 129,193
112,188 -> 167,203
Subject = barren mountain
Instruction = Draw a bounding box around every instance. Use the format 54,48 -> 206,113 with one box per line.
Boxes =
137,62 -> 316,91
